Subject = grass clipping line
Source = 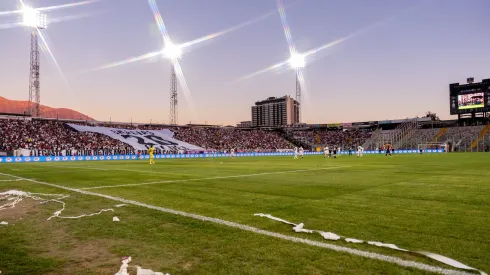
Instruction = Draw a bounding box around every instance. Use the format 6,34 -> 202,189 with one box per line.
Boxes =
0,172 -> 479,275
254,213 -> 487,275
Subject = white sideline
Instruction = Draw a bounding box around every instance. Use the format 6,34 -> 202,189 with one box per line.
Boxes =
0,172 -> 475,275
81,166 -> 349,190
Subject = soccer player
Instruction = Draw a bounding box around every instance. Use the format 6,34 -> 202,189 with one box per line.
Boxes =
149,145 -> 155,164
357,145 -> 364,158
384,144 -> 393,157
299,147 -> 304,159
333,146 -> 337,158
230,148 -> 235,158
324,146 -> 329,158
294,147 -> 299,159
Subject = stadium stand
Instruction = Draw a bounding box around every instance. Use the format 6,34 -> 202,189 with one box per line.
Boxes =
287,129 -> 371,149
1,117 -> 489,156
397,128 -> 441,149
437,125 -> 483,151
171,127 -> 294,151
0,119 -> 134,156
0,119 -> 294,156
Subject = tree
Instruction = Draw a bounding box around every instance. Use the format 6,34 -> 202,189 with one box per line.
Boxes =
425,111 -> 440,121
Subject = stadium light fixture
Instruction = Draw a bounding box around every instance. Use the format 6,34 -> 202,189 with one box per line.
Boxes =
22,7 -> 47,29
289,52 -> 305,69
162,41 -> 182,60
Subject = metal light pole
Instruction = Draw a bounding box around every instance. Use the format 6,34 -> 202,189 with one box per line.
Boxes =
295,69 -> 301,123
169,63 -> 177,125
289,53 -> 305,124
163,42 -> 181,126
23,8 -> 46,117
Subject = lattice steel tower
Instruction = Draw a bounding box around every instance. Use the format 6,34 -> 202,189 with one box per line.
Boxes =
295,69 -> 301,122
24,9 -> 46,117
28,30 -> 41,117
169,64 -> 178,125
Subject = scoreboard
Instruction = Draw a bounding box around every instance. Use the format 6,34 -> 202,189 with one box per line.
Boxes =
449,79 -> 490,115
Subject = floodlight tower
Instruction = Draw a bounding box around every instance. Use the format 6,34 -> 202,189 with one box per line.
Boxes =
170,64 -> 177,125
163,42 -> 182,125
23,7 -> 47,117
289,52 -> 305,123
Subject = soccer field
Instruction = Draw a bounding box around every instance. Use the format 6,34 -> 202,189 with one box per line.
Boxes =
0,153 -> 488,274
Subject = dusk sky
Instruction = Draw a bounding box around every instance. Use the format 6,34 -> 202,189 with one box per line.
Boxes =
1,0 -> 489,125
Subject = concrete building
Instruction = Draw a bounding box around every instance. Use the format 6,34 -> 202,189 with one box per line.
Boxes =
237,121 -> 252,128
251,96 -> 300,127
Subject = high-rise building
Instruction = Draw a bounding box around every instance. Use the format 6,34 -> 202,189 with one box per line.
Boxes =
251,96 -> 300,127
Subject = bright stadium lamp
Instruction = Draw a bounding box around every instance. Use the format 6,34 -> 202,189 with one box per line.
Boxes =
22,7 -> 47,29
163,41 -> 182,59
289,52 -> 305,69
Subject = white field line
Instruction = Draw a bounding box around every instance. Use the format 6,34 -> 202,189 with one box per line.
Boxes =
45,164 -> 108,171
0,172 -> 476,275
81,166 -> 350,190
40,164 -> 193,177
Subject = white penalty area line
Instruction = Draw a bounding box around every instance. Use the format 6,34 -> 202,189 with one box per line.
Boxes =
81,166 -> 350,190
0,172 -> 476,275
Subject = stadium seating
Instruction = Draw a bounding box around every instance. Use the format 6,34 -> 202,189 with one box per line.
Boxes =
437,125 -> 484,151
287,129 -> 371,149
0,119 -> 294,156
397,128 -> 441,149
171,127 -> 294,151
0,119 -> 134,156
1,118 -> 488,155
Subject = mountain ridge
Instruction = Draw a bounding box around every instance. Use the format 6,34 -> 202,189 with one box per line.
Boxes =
0,96 -> 94,120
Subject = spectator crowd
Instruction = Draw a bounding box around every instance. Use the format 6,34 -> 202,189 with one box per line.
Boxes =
171,127 -> 294,151
1,118 -> 487,156
0,119 -> 295,156
0,119 -> 134,156
288,129 -> 371,149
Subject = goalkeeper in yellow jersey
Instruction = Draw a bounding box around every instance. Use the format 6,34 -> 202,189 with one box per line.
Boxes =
148,145 -> 155,164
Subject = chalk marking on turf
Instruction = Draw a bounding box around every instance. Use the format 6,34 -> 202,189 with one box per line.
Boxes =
43,164 -> 108,171
81,166 -> 351,190
0,172 -> 476,275
0,179 -> 22,182
40,164 -> 195,176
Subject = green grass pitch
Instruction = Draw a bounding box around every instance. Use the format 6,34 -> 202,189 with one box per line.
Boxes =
0,153 -> 489,274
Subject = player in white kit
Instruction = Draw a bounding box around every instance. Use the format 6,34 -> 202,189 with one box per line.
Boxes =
357,145 -> 364,158
299,147 -> 304,159
294,147 -> 298,159
323,146 -> 330,158
230,148 -> 235,158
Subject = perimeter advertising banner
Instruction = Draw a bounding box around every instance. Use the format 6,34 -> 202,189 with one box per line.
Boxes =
67,124 -> 204,152
0,149 -> 446,163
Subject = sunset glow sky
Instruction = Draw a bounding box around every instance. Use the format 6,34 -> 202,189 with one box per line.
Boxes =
1,0 -> 489,125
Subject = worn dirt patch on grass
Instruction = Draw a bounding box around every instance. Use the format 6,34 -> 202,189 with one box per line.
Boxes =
0,197 -> 42,223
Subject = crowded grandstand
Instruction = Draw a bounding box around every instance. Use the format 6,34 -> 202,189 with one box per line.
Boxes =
1,115 -> 489,158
